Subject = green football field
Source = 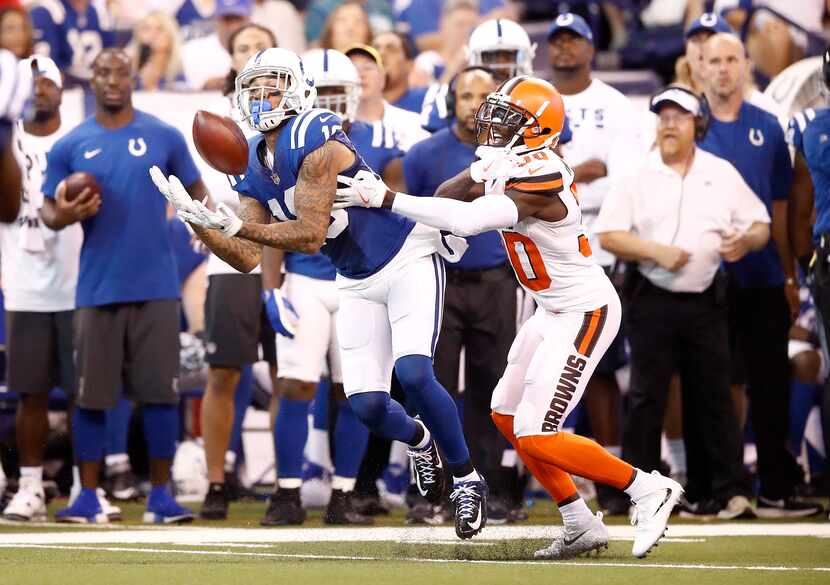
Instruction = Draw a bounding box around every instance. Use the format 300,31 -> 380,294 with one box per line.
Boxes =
0,500 -> 827,585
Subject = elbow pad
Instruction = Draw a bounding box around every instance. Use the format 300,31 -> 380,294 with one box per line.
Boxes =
449,195 -> 519,237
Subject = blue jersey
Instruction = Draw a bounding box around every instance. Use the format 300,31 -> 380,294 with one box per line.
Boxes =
232,109 -> 415,280
396,0 -> 505,40
699,101 -> 793,288
285,119 -> 406,281
393,87 -> 428,114
787,107 -> 830,243
174,0 -> 214,42
403,127 -> 506,270
30,0 -> 114,83
43,110 -> 201,307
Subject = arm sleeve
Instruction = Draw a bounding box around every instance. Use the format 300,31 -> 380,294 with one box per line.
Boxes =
167,127 -> 202,186
391,192 -> 519,237
42,138 -> 71,199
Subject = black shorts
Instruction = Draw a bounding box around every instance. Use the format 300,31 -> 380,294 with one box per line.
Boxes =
6,310 -> 75,395
74,300 -> 180,410
204,273 -> 276,368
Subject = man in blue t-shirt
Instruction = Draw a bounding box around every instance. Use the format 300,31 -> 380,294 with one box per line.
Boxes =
699,33 -> 819,518
402,66 -> 520,522
788,46 -> 830,504
40,49 -> 205,524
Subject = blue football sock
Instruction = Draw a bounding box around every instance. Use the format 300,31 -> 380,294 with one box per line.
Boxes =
142,404 -> 178,460
312,379 -> 331,431
228,365 -> 254,455
333,400 -> 369,478
105,397 -> 131,456
275,398 -> 310,480
73,407 -> 106,462
348,391 -> 419,443
395,355 -> 471,470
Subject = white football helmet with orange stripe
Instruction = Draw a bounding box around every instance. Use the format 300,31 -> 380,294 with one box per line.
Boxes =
475,76 -> 565,155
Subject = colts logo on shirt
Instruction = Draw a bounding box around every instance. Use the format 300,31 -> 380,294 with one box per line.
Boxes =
128,138 -> 147,157
748,129 -> 764,147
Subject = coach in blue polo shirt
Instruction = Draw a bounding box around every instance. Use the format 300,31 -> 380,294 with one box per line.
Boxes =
699,33 -> 821,518
402,66 -> 521,522
40,49 -> 205,524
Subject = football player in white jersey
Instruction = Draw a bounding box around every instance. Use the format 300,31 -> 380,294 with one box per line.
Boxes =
0,48 -> 30,222
547,12 -> 643,515
336,76 -> 683,559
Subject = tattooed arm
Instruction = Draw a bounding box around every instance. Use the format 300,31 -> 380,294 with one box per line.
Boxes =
236,140 -> 354,253
190,194 -> 269,273
434,168 -> 485,201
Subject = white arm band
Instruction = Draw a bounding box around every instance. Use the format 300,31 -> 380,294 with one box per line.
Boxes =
391,193 -> 519,237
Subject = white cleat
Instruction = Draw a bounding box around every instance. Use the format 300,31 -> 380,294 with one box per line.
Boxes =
534,512 -> 609,560
630,471 -> 683,558
1,480 -> 47,522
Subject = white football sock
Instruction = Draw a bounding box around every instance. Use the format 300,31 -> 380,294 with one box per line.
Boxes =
559,497 -> 594,527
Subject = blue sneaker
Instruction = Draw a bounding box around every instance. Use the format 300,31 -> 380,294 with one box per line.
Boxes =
450,477 -> 488,539
143,487 -> 195,524
55,488 -> 109,524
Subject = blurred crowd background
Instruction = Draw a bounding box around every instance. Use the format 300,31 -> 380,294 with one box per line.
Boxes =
0,0 -> 829,525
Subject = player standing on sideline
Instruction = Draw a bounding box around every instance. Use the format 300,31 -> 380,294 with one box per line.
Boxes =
1,56 -> 83,522
152,47 -> 489,540
547,12 -> 641,515
0,48 -> 30,221
335,76 -> 683,558
42,48 -> 204,524
788,46 -> 830,520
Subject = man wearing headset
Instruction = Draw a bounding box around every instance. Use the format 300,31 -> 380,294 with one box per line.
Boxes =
595,86 -> 769,520
698,33 -> 822,519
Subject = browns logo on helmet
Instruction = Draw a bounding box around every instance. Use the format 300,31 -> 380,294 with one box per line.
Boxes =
474,76 -> 565,154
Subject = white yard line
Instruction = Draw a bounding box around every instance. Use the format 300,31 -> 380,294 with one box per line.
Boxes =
0,543 -> 827,573
0,523 -> 827,545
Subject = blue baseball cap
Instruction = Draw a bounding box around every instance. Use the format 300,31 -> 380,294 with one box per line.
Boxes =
684,12 -> 733,39
215,0 -> 252,18
547,13 -> 594,45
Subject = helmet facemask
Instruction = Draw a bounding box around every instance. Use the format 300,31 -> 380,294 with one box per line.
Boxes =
315,81 -> 361,122
475,94 -> 543,152
236,66 -> 315,131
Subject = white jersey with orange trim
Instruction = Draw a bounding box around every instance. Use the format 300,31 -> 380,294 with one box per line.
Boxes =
489,147 -> 616,314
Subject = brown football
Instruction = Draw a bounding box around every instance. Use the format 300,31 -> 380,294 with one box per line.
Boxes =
64,171 -> 100,202
192,110 -> 249,175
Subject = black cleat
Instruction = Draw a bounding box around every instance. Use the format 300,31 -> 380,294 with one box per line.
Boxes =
407,439 -> 444,505
104,469 -> 143,502
324,489 -> 374,525
199,483 -> 229,520
260,487 -> 306,526
450,478 -> 488,539
351,494 -> 390,516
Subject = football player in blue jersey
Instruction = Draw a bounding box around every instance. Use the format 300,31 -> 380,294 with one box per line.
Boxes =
152,47 -> 489,539
29,0 -> 116,86
42,48 -> 203,524
788,47 -> 830,516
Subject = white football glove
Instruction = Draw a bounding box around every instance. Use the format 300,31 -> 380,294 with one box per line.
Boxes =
149,166 -> 197,214
334,170 -> 389,209
178,200 -> 243,238
470,146 -> 522,184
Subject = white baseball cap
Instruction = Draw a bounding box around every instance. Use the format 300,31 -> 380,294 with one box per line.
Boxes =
19,55 -> 62,90
649,86 -> 701,116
